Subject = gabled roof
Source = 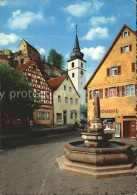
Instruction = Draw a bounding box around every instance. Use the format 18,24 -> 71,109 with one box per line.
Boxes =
16,60 -> 34,71
48,75 -> 67,92
48,75 -> 80,97
0,54 -> 8,60
20,39 -> 40,54
16,59 -> 51,89
84,24 -> 136,89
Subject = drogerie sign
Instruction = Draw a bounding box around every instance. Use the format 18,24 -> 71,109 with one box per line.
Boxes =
101,109 -> 118,113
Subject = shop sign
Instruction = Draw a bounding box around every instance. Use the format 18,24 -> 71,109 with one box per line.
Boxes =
101,109 -> 118,113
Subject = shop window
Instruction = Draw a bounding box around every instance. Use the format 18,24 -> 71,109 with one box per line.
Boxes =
37,111 -> 50,120
72,62 -> 74,68
65,97 -> 68,103
56,113 -> 62,122
125,84 -> 134,96
70,98 -> 73,104
72,73 -> 75,78
58,95 -> 61,102
109,87 -> 117,98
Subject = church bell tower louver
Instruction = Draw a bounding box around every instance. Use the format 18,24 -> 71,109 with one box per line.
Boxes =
68,25 -> 86,106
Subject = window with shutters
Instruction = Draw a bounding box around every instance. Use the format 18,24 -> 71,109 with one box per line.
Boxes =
123,45 -> 130,53
109,87 -> 117,98
110,66 -> 117,76
93,89 -> 99,97
125,84 -> 134,96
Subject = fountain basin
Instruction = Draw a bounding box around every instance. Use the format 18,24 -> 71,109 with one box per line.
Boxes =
64,141 -> 134,165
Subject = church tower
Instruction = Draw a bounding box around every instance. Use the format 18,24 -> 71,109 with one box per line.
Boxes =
68,25 -> 86,106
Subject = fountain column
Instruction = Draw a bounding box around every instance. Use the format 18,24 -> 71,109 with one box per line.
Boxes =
82,95 -> 112,147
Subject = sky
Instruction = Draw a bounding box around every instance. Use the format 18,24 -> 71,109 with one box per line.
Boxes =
0,0 -> 136,81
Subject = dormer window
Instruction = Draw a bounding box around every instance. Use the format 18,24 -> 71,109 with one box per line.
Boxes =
72,62 -> 74,68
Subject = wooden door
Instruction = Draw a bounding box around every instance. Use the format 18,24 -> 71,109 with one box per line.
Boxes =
123,121 -> 130,137
130,121 -> 136,138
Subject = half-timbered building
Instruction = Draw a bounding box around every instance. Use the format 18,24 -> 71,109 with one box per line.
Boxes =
16,60 -> 53,125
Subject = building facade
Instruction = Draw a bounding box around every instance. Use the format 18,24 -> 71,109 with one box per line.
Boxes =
17,60 -> 53,125
68,32 -> 86,106
14,39 -> 40,67
48,75 -> 80,125
84,24 -> 136,138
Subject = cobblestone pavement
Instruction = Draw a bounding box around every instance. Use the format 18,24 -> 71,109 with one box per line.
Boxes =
0,132 -> 137,195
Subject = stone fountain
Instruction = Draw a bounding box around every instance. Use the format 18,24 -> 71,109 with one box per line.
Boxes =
56,96 -> 136,178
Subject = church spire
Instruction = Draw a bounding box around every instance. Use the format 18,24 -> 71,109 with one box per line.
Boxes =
74,24 -> 80,51
69,24 -> 84,60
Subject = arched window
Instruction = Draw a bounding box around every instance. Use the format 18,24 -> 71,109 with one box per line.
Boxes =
72,62 -> 74,68
72,73 -> 75,78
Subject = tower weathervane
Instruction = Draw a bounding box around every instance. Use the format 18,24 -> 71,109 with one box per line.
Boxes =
75,24 -> 78,33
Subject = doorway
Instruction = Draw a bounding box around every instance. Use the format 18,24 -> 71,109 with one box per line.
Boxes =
63,110 -> 67,125
123,121 -> 136,138
123,121 -> 130,137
